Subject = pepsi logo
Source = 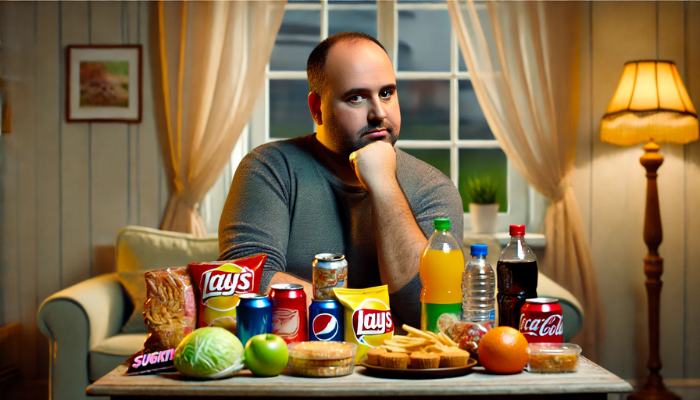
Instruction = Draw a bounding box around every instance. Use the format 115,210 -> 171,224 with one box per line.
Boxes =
312,313 -> 339,341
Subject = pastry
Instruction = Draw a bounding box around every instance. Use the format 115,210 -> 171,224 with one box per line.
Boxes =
379,352 -> 409,369
287,341 -> 357,377
288,364 -> 354,377
409,352 -> 440,369
366,347 -> 388,366
439,350 -> 470,368
290,341 -> 355,360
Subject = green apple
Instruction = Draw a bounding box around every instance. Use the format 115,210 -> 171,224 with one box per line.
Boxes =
244,334 -> 289,376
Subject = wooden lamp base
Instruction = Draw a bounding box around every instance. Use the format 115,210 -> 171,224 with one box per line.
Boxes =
628,140 -> 679,400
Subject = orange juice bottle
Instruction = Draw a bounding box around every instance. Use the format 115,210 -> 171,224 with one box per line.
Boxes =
419,218 -> 464,333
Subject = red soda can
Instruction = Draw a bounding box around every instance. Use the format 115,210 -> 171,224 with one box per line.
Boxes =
269,283 -> 308,344
519,298 -> 563,343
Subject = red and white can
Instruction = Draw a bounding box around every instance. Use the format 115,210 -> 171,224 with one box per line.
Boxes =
519,298 -> 563,343
269,283 -> 308,344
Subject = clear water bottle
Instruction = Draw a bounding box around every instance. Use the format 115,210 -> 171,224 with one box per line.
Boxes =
462,244 -> 495,325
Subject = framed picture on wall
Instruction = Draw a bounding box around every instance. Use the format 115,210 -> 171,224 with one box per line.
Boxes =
66,45 -> 142,123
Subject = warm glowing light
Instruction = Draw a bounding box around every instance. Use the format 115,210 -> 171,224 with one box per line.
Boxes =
600,60 -> 698,146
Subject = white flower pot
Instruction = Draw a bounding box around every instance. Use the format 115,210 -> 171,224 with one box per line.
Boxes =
470,203 -> 499,234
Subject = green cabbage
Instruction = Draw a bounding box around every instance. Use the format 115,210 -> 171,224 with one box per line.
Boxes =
174,327 -> 245,379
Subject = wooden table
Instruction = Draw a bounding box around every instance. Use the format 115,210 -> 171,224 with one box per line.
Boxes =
87,357 -> 632,399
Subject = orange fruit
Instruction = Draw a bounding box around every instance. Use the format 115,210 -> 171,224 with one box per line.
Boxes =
478,326 -> 529,374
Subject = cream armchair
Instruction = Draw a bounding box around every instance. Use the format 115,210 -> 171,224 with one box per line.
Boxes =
38,226 -> 219,400
37,226 -> 583,400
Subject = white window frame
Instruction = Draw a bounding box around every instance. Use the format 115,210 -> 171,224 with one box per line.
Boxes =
249,0 -> 545,235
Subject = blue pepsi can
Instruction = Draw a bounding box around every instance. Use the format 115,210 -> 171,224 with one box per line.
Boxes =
237,293 -> 272,347
309,299 -> 344,341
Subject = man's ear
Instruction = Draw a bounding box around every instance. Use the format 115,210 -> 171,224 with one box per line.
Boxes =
308,92 -> 323,125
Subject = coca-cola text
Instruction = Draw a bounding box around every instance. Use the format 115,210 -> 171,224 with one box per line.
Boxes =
519,298 -> 564,343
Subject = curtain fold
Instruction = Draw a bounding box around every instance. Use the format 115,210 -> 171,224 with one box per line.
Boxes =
447,0 -> 604,359
151,0 -> 286,237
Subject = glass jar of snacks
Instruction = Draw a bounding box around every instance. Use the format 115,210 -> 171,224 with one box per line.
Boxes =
526,343 -> 581,373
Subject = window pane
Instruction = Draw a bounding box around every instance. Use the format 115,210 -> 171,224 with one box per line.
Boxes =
400,148 -> 450,179
458,149 -> 507,213
458,80 -> 493,140
457,6 -> 499,73
398,10 -> 451,72
458,46 -> 468,72
270,10 -> 320,71
396,80 -> 450,141
329,9 -> 377,38
329,0 -> 375,4
270,80 -> 314,139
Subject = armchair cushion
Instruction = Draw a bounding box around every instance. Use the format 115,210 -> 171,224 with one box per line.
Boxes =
118,271 -> 149,333
37,273 -> 127,399
89,334 -> 147,382
115,226 -> 218,333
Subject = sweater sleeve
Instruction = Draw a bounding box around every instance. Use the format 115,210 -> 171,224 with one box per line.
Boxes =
218,145 -> 291,292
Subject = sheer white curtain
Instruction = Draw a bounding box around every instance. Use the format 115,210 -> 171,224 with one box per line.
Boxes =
447,1 -> 604,359
152,1 -> 286,237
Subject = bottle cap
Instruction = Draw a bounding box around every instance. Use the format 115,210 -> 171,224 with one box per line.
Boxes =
433,218 -> 450,231
470,244 -> 488,256
509,224 -> 526,236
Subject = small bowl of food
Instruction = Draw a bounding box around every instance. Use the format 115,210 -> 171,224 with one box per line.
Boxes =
526,343 -> 581,373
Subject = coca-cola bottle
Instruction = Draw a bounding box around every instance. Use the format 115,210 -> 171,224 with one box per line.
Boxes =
497,224 -> 538,329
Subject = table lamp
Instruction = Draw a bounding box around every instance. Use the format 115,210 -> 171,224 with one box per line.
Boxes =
601,60 -> 698,400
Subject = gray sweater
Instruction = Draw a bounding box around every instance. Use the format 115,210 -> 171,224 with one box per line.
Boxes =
218,134 -> 463,328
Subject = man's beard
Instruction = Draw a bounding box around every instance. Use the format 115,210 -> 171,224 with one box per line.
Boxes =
324,114 -> 399,158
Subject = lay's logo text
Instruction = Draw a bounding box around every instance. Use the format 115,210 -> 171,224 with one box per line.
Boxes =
201,265 -> 254,301
351,299 -> 393,344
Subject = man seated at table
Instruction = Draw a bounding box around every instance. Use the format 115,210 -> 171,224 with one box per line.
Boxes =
218,32 -> 463,328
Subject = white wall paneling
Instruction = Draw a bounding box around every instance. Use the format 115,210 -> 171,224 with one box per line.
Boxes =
12,0 -> 39,382
0,1 -> 168,381
60,0 -> 92,293
591,1 -> 657,380
655,0 -> 686,381
580,0 -> 699,384
90,1 -> 130,276
34,1 -> 61,379
684,0 -> 700,380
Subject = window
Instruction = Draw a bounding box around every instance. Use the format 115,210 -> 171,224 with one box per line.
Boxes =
243,0 -> 544,234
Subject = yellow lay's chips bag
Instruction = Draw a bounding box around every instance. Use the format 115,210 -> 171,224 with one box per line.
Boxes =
333,285 -> 394,363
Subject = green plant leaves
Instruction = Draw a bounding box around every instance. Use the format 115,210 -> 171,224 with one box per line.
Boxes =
463,176 -> 498,204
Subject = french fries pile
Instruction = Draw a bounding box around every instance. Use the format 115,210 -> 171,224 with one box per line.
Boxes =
381,324 -> 468,354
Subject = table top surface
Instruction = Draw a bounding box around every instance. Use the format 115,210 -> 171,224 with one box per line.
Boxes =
87,357 -> 632,397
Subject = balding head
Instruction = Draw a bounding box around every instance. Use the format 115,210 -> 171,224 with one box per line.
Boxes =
307,32 -> 389,99
307,32 -> 400,158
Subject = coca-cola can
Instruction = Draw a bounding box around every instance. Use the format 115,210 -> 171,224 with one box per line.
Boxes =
269,283 -> 308,344
519,298 -> 563,343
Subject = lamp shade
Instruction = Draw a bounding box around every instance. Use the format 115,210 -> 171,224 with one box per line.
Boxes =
601,60 -> 698,146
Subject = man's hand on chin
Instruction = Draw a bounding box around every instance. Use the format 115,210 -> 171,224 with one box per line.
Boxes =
349,141 -> 397,192
349,140 -> 425,294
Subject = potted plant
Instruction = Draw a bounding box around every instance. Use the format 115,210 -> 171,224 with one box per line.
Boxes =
464,177 -> 499,234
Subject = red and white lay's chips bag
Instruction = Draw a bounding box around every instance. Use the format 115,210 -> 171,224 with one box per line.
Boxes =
333,285 -> 394,363
188,254 -> 266,335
